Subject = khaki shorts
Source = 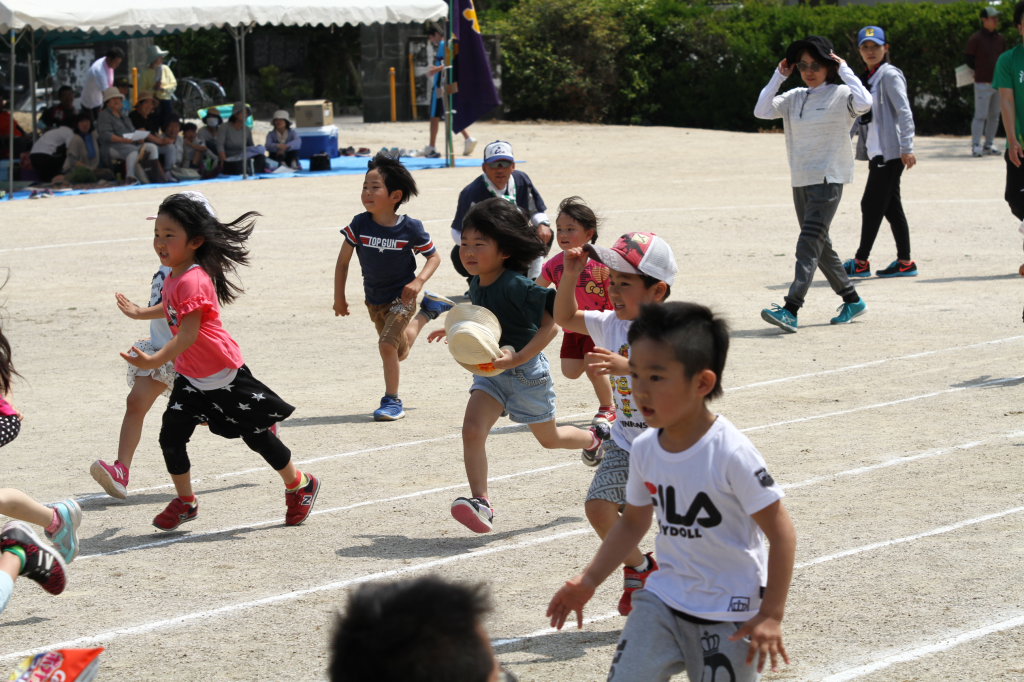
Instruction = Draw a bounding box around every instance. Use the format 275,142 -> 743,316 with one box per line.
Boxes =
366,297 -> 417,355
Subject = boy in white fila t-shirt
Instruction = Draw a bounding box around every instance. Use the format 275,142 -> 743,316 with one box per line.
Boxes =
547,302 -> 796,682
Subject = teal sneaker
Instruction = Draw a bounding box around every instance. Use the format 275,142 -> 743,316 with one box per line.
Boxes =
761,304 -> 798,333
830,300 -> 867,325
876,260 -> 917,278
843,258 -> 871,278
44,499 -> 82,564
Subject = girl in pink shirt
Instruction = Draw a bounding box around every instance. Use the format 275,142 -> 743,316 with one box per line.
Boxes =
123,192 -> 320,531
536,196 -> 615,425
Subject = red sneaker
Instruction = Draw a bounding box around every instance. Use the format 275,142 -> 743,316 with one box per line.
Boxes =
592,406 -> 617,425
153,497 -> 198,531
618,553 -> 658,616
90,459 -> 129,499
285,473 -> 320,526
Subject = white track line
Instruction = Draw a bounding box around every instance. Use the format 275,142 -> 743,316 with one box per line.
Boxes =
740,375 -> 1024,434
0,527 -> 591,663
77,462 -> 575,560
492,611 -> 622,647
818,613 -> 1024,682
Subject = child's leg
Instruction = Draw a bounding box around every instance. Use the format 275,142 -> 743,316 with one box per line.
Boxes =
0,489 -> 54,528
585,498 -> 645,568
585,362 -> 615,409
784,183 -> 844,313
605,590 -> 686,682
117,375 -> 168,468
159,407 -> 199,499
560,358 -> 585,380
402,315 -> 428,359
379,342 -> 401,395
462,390 -> 506,499
527,419 -> 594,451
241,430 -> 296,485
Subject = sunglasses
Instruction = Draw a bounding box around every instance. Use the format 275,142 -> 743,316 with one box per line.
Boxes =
487,160 -> 512,169
795,61 -> 824,73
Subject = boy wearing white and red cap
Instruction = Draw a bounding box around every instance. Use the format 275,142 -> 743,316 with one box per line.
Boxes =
450,140 -> 552,282
553,232 -> 676,617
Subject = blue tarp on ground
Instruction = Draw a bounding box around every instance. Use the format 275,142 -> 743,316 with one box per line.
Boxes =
5,156 -> 481,201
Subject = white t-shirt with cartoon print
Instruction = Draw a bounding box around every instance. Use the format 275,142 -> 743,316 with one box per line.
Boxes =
583,310 -> 647,450
149,266 -> 174,350
625,416 -> 785,621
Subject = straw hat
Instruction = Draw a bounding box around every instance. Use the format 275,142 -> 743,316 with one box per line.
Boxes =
444,304 -> 512,377
102,86 -> 123,104
135,90 -> 156,106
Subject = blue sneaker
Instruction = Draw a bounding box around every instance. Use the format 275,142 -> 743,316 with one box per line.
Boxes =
843,258 -> 871,278
761,304 -> 798,333
876,260 -> 918,278
374,395 -> 406,421
44,499 -> 82,564
830,299 -> 867,325
419,291 -> 456,320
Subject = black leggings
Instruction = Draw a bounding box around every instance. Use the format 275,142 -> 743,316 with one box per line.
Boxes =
29,153 -> 66,182
856,156 -> 910,262
0,414 -> 20,447
1005,150 -> 1024,220
159,407 -> 292,475
268,150 -> 299,167
223,155 -> 266,176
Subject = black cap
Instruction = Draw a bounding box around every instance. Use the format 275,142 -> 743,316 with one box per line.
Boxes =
786,36 -> 837,67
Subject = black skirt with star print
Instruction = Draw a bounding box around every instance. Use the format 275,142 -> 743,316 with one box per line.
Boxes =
165,364 -> 295,439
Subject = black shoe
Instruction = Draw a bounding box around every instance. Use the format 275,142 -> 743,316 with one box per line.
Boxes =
0,521 -> 67,595
582,421 -> 611,467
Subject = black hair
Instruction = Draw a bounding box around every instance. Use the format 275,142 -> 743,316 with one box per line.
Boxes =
1015,1 -> 1024,28
462,197 -> 547,275
182,122 -> 197,133
427,20 -> 445,36
162,115 -> 180,133
627,301 -> 729,400
366,151 -> 419,208
75,111 -> 94,133
0,275 -> 22,397
156,193 -> 259,306
329,576 -> 493,682
639,273 -> 671,300
106,47 -> 125,61
798,47 -> 840,85
557,196 -> 600,244
58,85 -> 73,96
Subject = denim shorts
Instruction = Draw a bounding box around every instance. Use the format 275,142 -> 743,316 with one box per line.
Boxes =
469,352 -> 556,424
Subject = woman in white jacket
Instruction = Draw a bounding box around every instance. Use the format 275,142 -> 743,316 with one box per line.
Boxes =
845,26 -> 918,279
754,35 -> 873,333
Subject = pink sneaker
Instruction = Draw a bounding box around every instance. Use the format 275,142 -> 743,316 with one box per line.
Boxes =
90,460 -> 130,499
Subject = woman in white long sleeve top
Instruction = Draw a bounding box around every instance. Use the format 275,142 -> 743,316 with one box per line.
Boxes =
754,36 -> 873,333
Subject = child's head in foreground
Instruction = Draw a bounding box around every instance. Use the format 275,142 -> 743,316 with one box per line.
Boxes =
329,575 -> 500,682
461,197 -> 546,276
363,152 -> 419,216
626,302 -> 729,427
583,232 -> 677,320
555,196 -> 599,251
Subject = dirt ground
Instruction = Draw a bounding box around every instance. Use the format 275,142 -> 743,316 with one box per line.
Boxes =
1,119 -> 1023,681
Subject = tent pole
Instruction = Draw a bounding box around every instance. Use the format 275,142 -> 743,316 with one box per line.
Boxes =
28,28 -> 36,141
445,3 -> 454,169
8,29 -> 15,199
240,24 -> 248,180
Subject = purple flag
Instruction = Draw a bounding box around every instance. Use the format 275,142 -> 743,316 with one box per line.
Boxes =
450,0 -> 500,133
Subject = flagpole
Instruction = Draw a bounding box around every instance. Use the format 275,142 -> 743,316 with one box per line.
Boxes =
445,1 -> 455,168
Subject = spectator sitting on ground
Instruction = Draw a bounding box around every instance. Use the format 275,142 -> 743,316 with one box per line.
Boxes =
0,98 -> 30,159
29,124 -> 75,182
216,103 -> 266,175
139,45 -> 176,130
197,110 -> 221,156
266,110 -> 301,170
40,86 -> 78,130
59,112 -> 113,183
81,48 -> 124,116
95,86 -> 163,185
329,576 -> 511,682
966,7 -> 1007,157
128,91 -> 176,177
178,122 -> 206,170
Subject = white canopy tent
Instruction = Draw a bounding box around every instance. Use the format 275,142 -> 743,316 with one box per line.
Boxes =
1,0 -> 447,195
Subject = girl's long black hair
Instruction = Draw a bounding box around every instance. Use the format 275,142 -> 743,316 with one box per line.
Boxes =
0,274 -> 21,396
462,197 -> 546,276
157,193 -> 259,306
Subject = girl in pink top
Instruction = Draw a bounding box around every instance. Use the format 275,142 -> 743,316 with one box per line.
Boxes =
123,192 -> 320,531
535,196 -> 615,425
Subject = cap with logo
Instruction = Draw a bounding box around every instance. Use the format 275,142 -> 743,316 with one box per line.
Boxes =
582,232 -> 678,286
483,140 -> 514,163
857,26 -> 886,46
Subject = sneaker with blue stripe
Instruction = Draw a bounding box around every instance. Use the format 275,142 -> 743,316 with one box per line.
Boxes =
876,260 -> 917,278
830,299 -> 867,325
761,304 -> 798,333
419,291 -> 455,320
843,258 -> 871,278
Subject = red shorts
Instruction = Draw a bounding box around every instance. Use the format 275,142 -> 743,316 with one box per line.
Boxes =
560,331 -> 596,359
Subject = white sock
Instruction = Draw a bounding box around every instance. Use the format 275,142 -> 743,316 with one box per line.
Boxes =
629,555 -> 650,572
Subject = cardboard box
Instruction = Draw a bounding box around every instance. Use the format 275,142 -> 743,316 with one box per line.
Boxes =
295,100 -> 334,127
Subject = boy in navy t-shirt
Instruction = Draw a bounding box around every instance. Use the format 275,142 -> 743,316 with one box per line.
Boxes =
334,152 -> 455,421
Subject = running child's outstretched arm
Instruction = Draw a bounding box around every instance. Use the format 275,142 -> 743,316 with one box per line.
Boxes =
729,499 -> 795,673
120,310 -> 201,370
115,293 -> 165,320
334,241 -> 354,317
493,310 -> 557,370
547,502 -> 653,630
552,247 -> 589,335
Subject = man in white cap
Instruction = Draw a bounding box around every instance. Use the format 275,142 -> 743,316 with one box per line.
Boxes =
81,48 -> 125,117
450,140 -> 552,283
140,45 -> 177,130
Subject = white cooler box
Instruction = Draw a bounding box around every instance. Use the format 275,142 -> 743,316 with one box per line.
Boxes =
295,125 -> 339,160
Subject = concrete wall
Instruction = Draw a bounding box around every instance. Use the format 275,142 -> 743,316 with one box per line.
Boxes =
360,22 -> 423,123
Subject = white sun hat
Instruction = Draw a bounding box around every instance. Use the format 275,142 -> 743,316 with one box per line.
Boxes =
444,304 -> 513,377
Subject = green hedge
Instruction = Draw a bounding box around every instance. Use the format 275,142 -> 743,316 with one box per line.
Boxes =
490,0 -> 1019,134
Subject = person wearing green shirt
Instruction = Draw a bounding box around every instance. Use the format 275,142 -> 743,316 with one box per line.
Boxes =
995,1 -> 1024,223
